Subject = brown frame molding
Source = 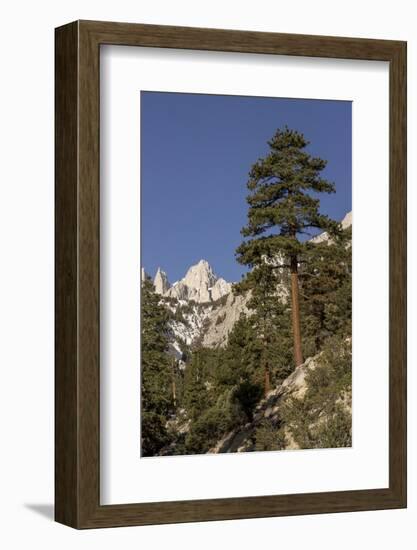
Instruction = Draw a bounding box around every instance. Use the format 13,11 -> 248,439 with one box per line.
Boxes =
55,20 -> 407,529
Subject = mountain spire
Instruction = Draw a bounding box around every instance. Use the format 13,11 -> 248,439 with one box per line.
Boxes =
153,267 -> 171,295
150,260 -> 232,303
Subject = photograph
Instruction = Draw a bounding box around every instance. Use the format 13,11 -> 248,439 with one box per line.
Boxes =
140,91 -> 352,457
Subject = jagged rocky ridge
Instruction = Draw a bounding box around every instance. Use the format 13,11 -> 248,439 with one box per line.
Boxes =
154,259 -> 232,303
144,259 -> 249,357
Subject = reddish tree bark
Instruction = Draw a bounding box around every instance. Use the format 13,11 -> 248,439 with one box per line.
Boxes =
290,256 -> 304,367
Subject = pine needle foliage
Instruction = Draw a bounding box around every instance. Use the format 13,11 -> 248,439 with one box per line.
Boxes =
281,336 -> 352,449
236,126 -> 340,367
141,278 -> 174,456
236,126 -> 339,266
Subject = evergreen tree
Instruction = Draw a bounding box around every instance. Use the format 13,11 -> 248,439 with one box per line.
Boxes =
183,350 -> 211,422
141,278 -> 173,456
234,266 -> 292,395
236,127 -> 339,367
218,315 -> 264,413
216,315 -> 260,388
300,226 -> 352,353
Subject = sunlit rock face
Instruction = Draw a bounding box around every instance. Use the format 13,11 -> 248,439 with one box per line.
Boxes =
154,259 -> 231,304
153,267 -> 171,295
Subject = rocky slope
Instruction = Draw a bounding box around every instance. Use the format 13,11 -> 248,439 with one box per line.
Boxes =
207,355 -> 319,453
208,348 -> 352,453
149,259 -> 245,355
201,292 -> 249,347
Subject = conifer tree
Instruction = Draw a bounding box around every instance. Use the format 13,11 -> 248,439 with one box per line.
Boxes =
236,127 -> 338,367
141,278 -> 173,456
300,226 -> 352,352
183,349 -> 214,422
219,314 -> 261,388
234,264 -> 291,395
218,314 -> 264,408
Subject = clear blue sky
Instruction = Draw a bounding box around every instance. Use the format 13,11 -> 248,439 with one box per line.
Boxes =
141,92 -> 351,283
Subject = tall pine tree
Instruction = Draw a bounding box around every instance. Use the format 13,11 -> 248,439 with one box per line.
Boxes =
236,127 -> 338,367
141,278 -> 173,456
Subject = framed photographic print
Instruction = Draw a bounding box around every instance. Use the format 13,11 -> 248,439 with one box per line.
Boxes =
55,20 -> 406,528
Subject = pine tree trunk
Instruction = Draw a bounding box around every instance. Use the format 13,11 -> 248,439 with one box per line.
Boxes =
264,359 -> 270,397
290,256 -> 304,367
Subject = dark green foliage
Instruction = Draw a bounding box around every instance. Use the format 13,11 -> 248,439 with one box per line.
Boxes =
215,315 -> 260,387
178,301 -> 195,315
281,336 -> 352,449
299,227 -> 352,354
180,321 -> 267,454
141,411 -> 171,457
185,390 -> 244,454
213,294 -> 229,307
233,380 -> 263,422
236,126 -> 339,269
254,419 -> 286,452
199,294 -> 229,308
141,279 -> 173,456
160,296 -> 177,306
234,267 -> 294,386
183,349 -> 215,421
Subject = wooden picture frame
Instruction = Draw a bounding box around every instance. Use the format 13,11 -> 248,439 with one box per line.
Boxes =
55,20 -> 407,529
